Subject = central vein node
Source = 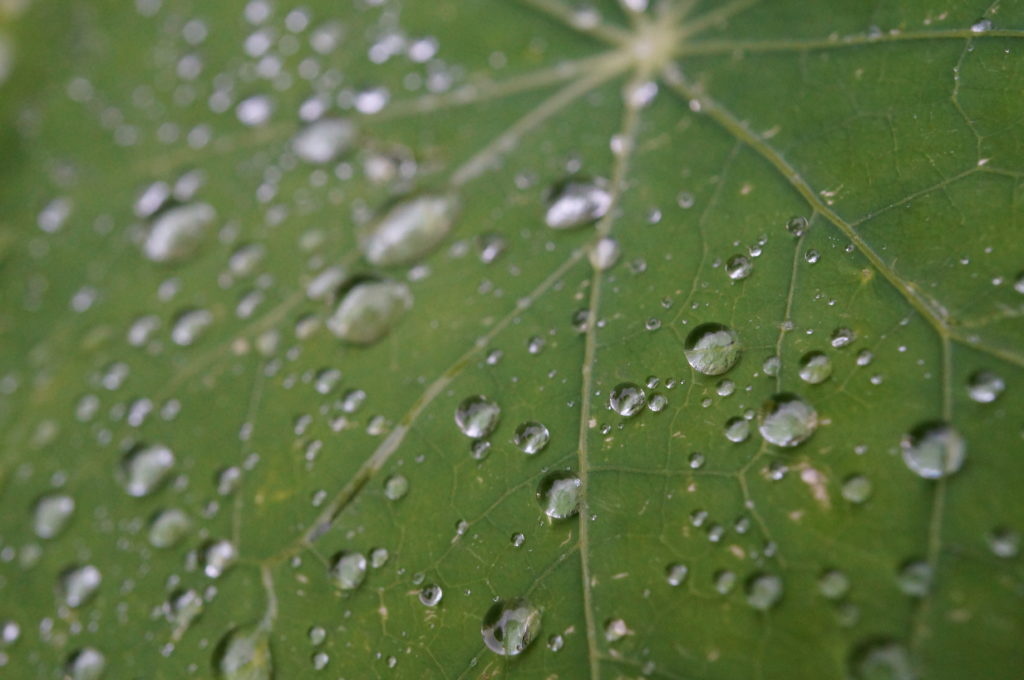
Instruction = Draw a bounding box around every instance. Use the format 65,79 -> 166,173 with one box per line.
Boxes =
627,14 -> 684,72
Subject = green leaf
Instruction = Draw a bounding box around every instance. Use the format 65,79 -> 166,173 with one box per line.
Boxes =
1,1 -> 1022,678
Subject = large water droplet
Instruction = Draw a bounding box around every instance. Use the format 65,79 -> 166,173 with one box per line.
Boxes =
848,640 -> 914,680
609,382 -> 646,417
33,493 -> 75,539
454,395 -> 501,439
329,551 -> 367,590
148,508 -> 192,548
362,194 -> 459,266
537,471 -> 582,519
684,323 -> 741,375
143,203 -> 216,263
900,422 -> 965,479
326,279 -> 412,345
745,572 -> 783,610
214,625 -> 272,680
120,444 -> 175,497
481,598 -> 542,656
513,421 -> 550,454
798,351 -> 832,384
61,564 -> 102,608
544,179 -> 611,229
758,393 -> 818,448
292,117 -> 356,163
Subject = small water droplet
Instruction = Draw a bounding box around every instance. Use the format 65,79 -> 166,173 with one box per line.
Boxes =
544,178 -> 612,229
724,417 -> 751,443
758,394 -> 818,447
604,618 -> 630,642
830,327 -> 856,348
609,382 -> 646,417
987,527 -> 1020,558
292,117 -> 356,164
514,422 -> 550,454
214,625 -> 272,680
455,395 -> 501,439
362,194 -> 459,266
726,254 -> 753,280
537,471 -> 582,519
841,475 -> 872,504
383,474 -> 409,501
165,588 -> 204,630
745,572 -> 783,610
61,564 -> 102,607
786,216 -> 809,237
511,532 -> 525,548
143,203 -> 216,263
967,370 -> 1004,403
547,634 -> 564,652
149,508 -> 192,548
419,583 -> 443,607
714,569 -> 736,594
665,563 -> 688,586
33,493 -> 75,539
171,308 -> 214,346
589,237 -> 620,271
818,569 -> 850,600
901,421 -> 965,479
970,17 -> 993,33
120,444 -> 175,497
308,626 -> 327,646
798,351 -> 832,384
481,598 -> 541,656
65,647 -> 107,680
326,279 -> 412,345
202,539 -> 238,578
897,560 -> 931,597
848,640 -> 914,680
684,323 -> 742,375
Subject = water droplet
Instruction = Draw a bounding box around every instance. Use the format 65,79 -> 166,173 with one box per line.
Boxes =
120,444 -> 175,497
762,355 -> 781,376
143,203 -> 215,263
901,422 -> 965,479
589,237 -> 620,271
987,527 -> 1020,558
897,560 -> 931,597
527,336 -> 546,355
202,539 -> 238,578
362,194 -> 459,266
513,421 -> 550,454
537,471 -> 582,519
308,626 -> 326,645
609,382 -> 646,417
214,625 -> 272,680
724,417 -> 751,443
716,379 -> 735,397
647,393 -> 668,412
758,393 -> 818,448
688,452 -> 705,468
326,279 -> 412,345
684,323 -> 741,375
292,117 -> 356,163
61,564 -> 102,607
65,647 -> 107,680
148,508 -> 192,548
726,254 -> 753,280
841,475 -> 873,504
547,634 -> 564,652
818,569 -> 850,600
714,570 -> 736,594
383,474 -> 409,501
830,327 -> 856,348
786,216 -> 809,237
967,370 -> 1004,403
477,233 -> 507,263
745,572 -> 783,610
33,493 -> 75,539
370,547 -> 389,568
511,532 -> 525,548
544,178 -> 611,229
455,395 -> 501,439
165,588 -> 203,630
312,651 -> 329,670
171,308 -> 214,346
604,618 -> 630,642
970,17 -> 993,33
848,640 -> 914,680
481,598 -> 541,656
665,563 -> 688,586
419,583 -> 443,607
329,551 -> 367,590
798,351 -> 833,384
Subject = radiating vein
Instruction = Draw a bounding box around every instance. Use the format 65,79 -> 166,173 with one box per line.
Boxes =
516,0 -> 632,45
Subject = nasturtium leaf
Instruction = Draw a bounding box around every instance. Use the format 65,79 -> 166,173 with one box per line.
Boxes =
1,1 -> 1022,679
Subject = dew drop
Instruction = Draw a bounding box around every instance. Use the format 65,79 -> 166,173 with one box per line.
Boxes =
165,588 -> 203,630
511,532 -> 525,548
714,569 -> 737,594
758,393 -> 818,448
897,560 -> 931,597
61,564 -> 102,608
987,527 -> 1020,558
547,634 -> 564,652
292,117 -> 356,164
900,422 -> 965,479
148,508 -> 192,548
329,551 -> 367,590
544,178 -> 611,229
481,598 -> 542,656
65,647 -> 107,680
609,382 -> 646,417
604,618 -> 630,642
143,203 -> 216,263
684,323 -> 741,375
362,194 -> 459,266
383,474 -> 409,501
589,237 -> 620,271
665,563 -> 688,586
841,475 -> 873,504
967,370 -> 1004,403
818,569 -> 850,600
830,327 -> 856,349
202,540 -> 238,578
724,417 -> 751,443
33,493 -> 75,539
513,421 -> 550,454
798,351 -> 832,384
171,308 -> 214,346
725,254 -> 753,280
537,471 -> 582,520
419,583 -> 443,607
214,625 -> 272,680
120,444 -> 175,497
745,572 -> 783,610
848,640 -> 914,680
786,216 -> 809,237
454,395 -> 501,439
308,626 -> 326,646
326,279 -> 412,345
